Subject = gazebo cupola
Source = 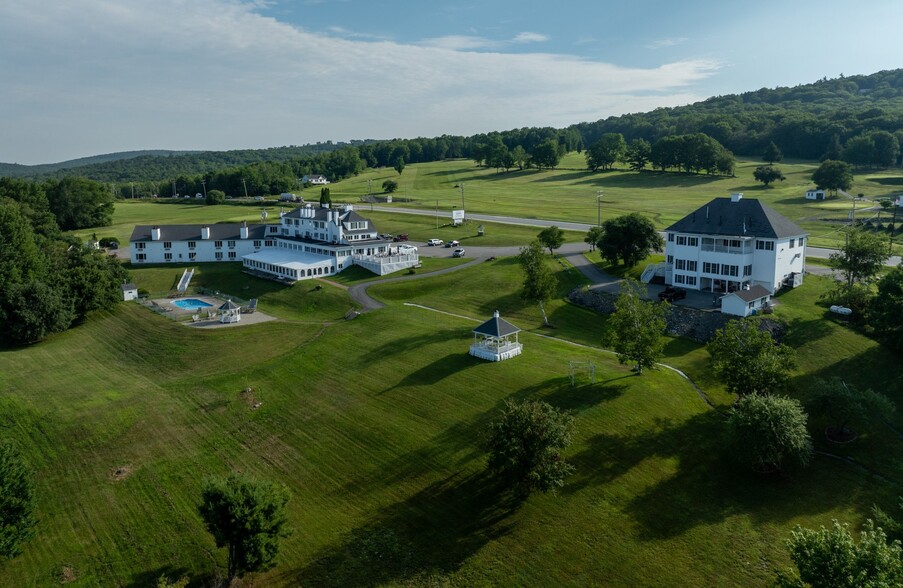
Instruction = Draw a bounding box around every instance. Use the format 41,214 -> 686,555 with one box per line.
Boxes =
470,310 -> 522,362
218,299 -> 242,324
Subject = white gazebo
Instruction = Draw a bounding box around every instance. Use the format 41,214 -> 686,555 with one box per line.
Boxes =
219,300 -> 241,324
470,311 -> 522,361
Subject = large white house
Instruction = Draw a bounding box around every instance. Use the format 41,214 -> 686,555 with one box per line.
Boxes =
661,193 -> 807,296
129,204 -> 419,281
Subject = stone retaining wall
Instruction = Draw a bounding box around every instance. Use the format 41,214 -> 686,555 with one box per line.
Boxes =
567,287 -> 785,343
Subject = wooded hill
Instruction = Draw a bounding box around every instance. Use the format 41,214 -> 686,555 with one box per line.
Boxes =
5,69 -> 903,185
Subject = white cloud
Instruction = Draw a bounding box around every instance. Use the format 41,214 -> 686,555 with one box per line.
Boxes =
512,32 -> 548,44
646,37 -> 688,50
0,1 -> 719,163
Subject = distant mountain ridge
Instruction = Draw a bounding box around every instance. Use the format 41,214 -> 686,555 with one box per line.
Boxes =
0,150 -> 198,178
0,143 -> 368,182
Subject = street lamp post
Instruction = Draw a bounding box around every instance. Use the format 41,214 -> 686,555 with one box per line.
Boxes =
459,183 -> 465,219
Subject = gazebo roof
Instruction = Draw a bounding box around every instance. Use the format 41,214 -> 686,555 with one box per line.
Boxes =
219,300 -> 240,311
473,311 -> 520,337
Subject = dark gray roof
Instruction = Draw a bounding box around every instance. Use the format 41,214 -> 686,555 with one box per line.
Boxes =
473,312 -> 521,337
728,284 -> 772,302
129,223 -> 269,242
219,300 -> 240,310
121,283 -> 137,291
665,197 -> 806,239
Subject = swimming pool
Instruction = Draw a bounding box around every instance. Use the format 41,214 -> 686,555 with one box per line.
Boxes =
172,298 -> 213,310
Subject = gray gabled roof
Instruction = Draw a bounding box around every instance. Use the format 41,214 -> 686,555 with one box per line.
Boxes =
665,197 -> 806,239
727,284 -> 772,302
219,300 -> 240,311
129,223 -> 269,242
121,283 -> 137,291
473,311 -> 520,337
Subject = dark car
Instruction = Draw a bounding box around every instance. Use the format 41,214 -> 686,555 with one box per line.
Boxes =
658,286 -> 687,302
393,234 -> 409,242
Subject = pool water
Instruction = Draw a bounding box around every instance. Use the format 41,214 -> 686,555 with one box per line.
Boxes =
172,298 -> 213,310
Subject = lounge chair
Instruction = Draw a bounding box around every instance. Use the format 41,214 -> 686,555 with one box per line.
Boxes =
245,299 -> 258,314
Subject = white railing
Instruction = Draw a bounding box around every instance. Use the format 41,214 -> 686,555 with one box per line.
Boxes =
469,342 -> 523,361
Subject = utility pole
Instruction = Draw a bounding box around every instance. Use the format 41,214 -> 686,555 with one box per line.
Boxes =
436,200 -> 439,229
131,183 -> 135,199
242,179 -> 249,199
201,179 -> 207,198
459,183 -> 465,220
891,202 -> 899,247
172,180 -> 176,198
368,179 -> 372,195
596,189 -> 603,226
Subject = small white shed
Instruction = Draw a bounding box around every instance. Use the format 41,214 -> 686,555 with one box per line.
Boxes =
720,285 -> 772,317
805,189 -> 826,201
121,283 -> 139,301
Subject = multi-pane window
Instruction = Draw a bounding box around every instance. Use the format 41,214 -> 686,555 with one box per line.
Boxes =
227,240 -> 236,248
164,253 -> 172,261
163,241 -> 172,249
188,241 -> 196,249
254,240 -> 262,248
136,253 -> 146,261
214,240 -> 223,248
756,240 -> 774,251
228,251 -> 237,259
687,237 -> 699,247
135,242 -> 145,250
703,262 -> 717,274
744,264 -> 752,276
721,264 -> 738,277
189,252 -> 196,260
676,236 -> 687,245
215,252 -> 223,260
789,238 -> 796,248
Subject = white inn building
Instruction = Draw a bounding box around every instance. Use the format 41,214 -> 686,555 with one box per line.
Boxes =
129,204 -> 419,281
662,193 -> 807,295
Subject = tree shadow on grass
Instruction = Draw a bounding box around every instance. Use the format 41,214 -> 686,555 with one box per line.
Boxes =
384,353 -> 480,391
782,316 -> 836,347
538,376 -> 629,412
565,410 -> 885,539
357,327 -> 466,367
294,471 -> 522,587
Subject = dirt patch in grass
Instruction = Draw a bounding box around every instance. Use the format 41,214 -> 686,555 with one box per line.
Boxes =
240,387 -> 262,411
58,565 -> 77,584
110,465 -> 133,481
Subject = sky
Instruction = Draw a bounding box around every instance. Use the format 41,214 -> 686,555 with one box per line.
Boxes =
1,0 -> 902,165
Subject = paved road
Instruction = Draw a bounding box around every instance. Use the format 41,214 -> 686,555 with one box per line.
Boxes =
372,205 -> 903,266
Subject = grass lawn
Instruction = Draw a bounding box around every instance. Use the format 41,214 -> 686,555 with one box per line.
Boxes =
324,155 -> 903,254
2,291 -> 898,586
6,214 -> 902,585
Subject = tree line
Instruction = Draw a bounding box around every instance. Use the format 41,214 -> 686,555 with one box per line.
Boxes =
0,177 -> 127,346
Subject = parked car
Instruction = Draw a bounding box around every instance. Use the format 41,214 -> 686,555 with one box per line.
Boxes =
658,286 -> 687,302
427,238 -> 444,246
453,248 -> 466,258
444,240 -> 460,248
380,233 -> 394,240
393,234 -> 409,242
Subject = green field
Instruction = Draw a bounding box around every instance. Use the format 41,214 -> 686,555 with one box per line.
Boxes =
323,154 -> 903,252
1,245 -> 901,585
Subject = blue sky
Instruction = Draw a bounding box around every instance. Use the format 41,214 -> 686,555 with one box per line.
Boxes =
1,0 -> 902,164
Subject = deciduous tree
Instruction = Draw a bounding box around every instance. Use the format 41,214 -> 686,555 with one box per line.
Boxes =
812,160 -> 853,196
381,179 -> 398,193
595,213 -> 664,268
728,393 -> 812,473
393,157 -> 405,175
707,320 -> 795,396
584,226 -> 603,252
605,280 -> 667,374
763,141 -> 784,163
870,265 -> 903,351
585,133 -> 626,171
626,138 -> 652,171
531,140 -> 562,170
810,377 -> 894,441
753,165 -> 786,187
829,227 -> 890,289
486,400 -> 575,494
775,520 -> 903,588
0,440 -> 36,558
199,473 -> 290,580
517,241 -> 557,326
537,226 -> 565,255
44,177 -> 114,230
